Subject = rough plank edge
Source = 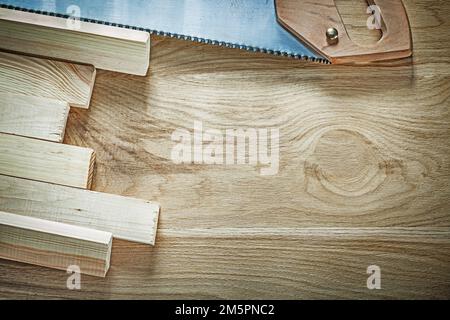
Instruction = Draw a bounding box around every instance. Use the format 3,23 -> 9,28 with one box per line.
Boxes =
148,205 -> 161,246
71,66 -> 96,109
86,150 -> 96,190
59,100 -> 70,142
0,211 -> 112,277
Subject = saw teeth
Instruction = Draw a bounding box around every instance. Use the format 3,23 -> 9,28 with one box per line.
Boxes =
0,3 -> 330,64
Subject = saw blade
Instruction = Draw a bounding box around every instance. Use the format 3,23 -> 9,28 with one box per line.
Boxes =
0,0 -> 329,63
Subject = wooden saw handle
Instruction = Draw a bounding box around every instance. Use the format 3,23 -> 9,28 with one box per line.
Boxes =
275,0 -> 412,64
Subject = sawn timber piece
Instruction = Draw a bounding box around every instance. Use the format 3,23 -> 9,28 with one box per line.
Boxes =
0,8 -> 151,76
0,51 -> 96,108
0,210 -> 112,277
0,175 -> 160,245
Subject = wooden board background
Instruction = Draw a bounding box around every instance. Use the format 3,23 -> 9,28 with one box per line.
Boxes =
0,0 -> 449,299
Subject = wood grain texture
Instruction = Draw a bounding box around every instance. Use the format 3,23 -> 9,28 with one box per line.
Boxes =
0,133 -> 94,189
0,93 -> 69,142
0,8 -> 151,75
0,51 -> 96,109
0,0 -> 449,299
2,229 -> 448,299
0,211 -> 112,278
0,175 -> 160,245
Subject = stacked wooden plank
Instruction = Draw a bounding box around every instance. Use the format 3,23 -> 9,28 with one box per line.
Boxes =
0,8 -> 157,277
0,8 -> 151,76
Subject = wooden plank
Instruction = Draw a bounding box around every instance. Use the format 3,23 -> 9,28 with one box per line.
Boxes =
0,133 -> 95,189
0,8 -> 151,76
0,51 -> 95,109
0,93 -> 69,142
0,211 -> 112,278
0,175 -> 160,245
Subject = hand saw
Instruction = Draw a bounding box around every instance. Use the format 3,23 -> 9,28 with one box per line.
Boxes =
0,0 -> 412,64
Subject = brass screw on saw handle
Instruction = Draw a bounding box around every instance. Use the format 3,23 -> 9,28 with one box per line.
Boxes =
326,27 -> 339,45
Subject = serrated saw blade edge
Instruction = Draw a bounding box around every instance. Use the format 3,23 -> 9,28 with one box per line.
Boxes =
0,0 -> 330,64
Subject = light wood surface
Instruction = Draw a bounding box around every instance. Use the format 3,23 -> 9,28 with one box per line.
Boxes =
0,93 -> 69,142
0,0 -> 449,299
0,175 -> 160,245
0,8 -> 151,75
0,211 -> 112,278
0,51 -> 96,109
0,133 -> 95,189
